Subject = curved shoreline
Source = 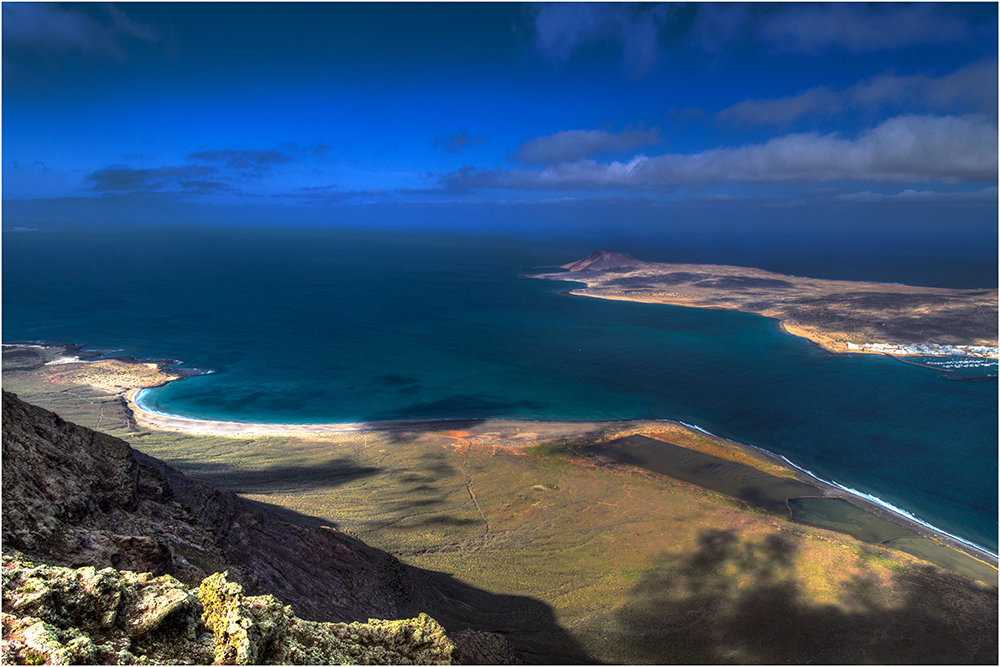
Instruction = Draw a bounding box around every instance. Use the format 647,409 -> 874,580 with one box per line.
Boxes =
126,386 -> 998,569
8,343 -> 996,572
679,419 -> 999,567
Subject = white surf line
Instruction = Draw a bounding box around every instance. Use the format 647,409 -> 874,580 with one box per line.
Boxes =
671,419 -> 997,561
776,454 -> 998,561
132,387 -> 998,562
130,388 -> 365,434
676,420 -> 717,437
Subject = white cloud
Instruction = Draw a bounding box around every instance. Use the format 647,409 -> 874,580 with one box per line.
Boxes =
687,4 -> 757,53
718,87 -> 843,127
532,3 -> 673,79
761,3 -> 968,53
691,3 -> 977,55
718,61 -> 998,127
834,186 -> 998,202
2,3 -> 158,59
532,3 -> 981,80
444,115 -> 997,192
512,127 -> 662,165
921,61 -> 999,115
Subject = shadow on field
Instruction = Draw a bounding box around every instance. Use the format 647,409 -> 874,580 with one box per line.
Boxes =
380,450 -> 465,516
239,496 -> 343,529
415,450 -> 458,476
416,568 -> 597,665
174,457 -> 380,493
404,516 -> 481,529
614,529 -> 998,664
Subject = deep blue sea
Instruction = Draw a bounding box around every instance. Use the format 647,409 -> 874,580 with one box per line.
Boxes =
3,226 -> 997,553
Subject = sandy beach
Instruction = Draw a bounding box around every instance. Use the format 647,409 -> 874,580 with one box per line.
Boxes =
123,384 -> 998,573
6,344 -> 996,580
127,388 -> 368,436
125,387 -> 618,443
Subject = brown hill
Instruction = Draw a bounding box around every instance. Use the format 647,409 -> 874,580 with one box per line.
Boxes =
561,250 -> 645,272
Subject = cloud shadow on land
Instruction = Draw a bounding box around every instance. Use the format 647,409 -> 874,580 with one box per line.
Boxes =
167,456 -> 380,494
131,450 -> 589,663
386,451 -> 462,514
239,496 -> 343,530
400,516 -> 481,529
613,529 -> 998,664
413,566 -> 597,665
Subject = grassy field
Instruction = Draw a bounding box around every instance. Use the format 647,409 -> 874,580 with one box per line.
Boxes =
3,347 -> 996,663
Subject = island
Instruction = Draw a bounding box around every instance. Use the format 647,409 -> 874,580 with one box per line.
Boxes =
528,251 -> 999,358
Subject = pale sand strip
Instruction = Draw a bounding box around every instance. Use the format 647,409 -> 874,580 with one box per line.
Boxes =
126,389 -> 366,437
125,388 -> 607,443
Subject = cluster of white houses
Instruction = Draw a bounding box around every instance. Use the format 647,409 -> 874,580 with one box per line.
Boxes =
845,342 -> 998,358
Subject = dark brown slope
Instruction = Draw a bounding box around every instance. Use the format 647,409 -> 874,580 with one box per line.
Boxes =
561,250 -> 645,272
2,391 -> 585,663
2,389 -> 415,623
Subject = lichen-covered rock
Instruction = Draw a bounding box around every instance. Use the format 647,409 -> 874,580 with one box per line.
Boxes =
198,571 -> 292,664
199,571 -> 458,665
2,554 -> 200,640
282,614 -> 458,665
2,554 -> 213,665
3,557 -> 460,665
12,616 -> 97,665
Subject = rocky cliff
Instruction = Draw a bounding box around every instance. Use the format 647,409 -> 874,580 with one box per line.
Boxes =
1,391 -> 522,664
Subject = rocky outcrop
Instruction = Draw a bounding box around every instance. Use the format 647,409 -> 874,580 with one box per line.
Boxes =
2,553 -> 211,665
1,391 -> 525,664
2,389 -> 237,587
198,571 -> 456,665
2,390 -> 423,622
1,555 -> 457,665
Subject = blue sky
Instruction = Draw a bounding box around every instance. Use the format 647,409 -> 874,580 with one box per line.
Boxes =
2,2 -> 997,236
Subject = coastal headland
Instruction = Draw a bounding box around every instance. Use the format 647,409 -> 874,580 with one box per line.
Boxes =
528,251 -> 999,358
3,345 -> 995,603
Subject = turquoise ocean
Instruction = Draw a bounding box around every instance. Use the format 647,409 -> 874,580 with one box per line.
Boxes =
3,226 -> 997,553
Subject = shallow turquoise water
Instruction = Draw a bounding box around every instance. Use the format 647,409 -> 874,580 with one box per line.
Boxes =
4,226 -> 997,553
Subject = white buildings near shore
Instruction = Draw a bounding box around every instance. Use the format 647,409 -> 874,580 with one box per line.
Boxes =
845,342 -> 998,358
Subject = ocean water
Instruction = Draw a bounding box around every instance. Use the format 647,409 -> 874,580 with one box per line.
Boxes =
3,226 -> 997,553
